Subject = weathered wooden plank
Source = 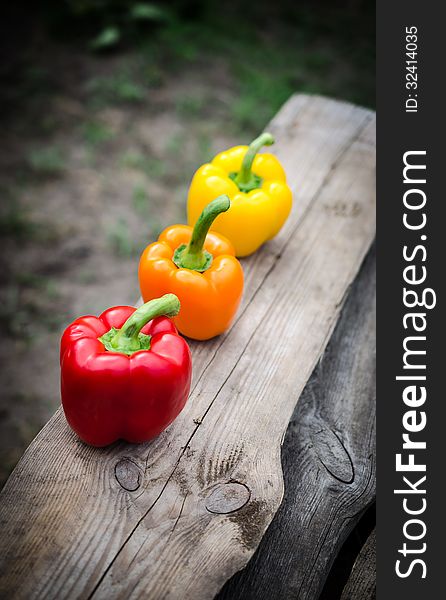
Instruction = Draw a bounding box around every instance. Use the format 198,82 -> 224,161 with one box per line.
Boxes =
341,529 -> 376,600
0,95 -> 375,600
216,244 -> 376,600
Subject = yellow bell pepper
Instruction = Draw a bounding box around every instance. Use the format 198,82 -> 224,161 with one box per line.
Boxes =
187,133 -> 292,257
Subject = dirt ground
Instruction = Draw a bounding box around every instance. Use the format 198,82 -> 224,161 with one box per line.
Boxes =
0,63 -> 241,486
0,7 -> 374,486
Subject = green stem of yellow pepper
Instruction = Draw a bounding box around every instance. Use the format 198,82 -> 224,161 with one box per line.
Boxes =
233,132 -> 274,192
173,195 -> 230,272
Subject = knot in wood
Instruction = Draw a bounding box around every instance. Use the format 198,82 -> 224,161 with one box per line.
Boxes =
310,424 -> 354,484
205,482 -> 251,514
114,458 -> 142,491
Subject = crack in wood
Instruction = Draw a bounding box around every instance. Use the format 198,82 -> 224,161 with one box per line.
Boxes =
171,494 -> 188,534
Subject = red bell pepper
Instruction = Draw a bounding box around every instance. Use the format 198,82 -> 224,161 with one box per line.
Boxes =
60,294 -> 192,447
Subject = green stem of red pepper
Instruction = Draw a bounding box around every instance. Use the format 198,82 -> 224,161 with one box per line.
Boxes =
173,195 -> 230,272
100,294 -> 180,355
233,132 -> 274,192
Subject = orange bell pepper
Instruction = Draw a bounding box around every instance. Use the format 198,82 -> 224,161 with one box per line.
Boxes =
139,195 -> 244,340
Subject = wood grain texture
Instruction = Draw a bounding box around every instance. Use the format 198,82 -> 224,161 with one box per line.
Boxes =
216,245 -> 376,600
341,529 -> 376,600
0,94 -> 376,600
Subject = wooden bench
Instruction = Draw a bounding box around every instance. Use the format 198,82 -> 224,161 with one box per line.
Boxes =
0,94 -> 376,599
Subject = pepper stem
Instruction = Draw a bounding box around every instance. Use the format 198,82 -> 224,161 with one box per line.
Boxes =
173,195 -> 230,272
234,132 -> 274,189
100,294 -> 180,355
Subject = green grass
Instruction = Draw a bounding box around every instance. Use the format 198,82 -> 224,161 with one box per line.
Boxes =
165,132 -> 185,157
0,270 -> 66,338
196,132 -> 212,164
143,157 -> 166,178
139,7 -> 374,115
175,95 -> 206,119
27,146 -> 66,175
119,150 -> 147,171
120,151 -> 166,179
86,70 -> 146,107
83,121 -> 115,145
110,16 -> 373,147
106,218 -> 139,257
0,203 -> 36,239
132,184 -> 149,215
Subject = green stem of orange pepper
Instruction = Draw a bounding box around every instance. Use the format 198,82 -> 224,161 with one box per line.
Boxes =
173,195 -> 230,272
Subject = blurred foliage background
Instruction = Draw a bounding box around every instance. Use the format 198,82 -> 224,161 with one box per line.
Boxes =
0,0 -> 374,487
